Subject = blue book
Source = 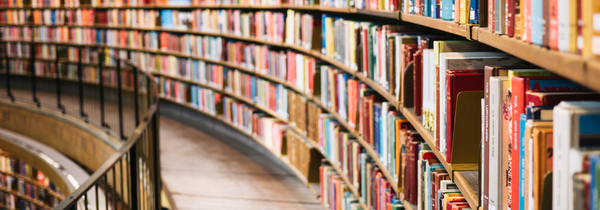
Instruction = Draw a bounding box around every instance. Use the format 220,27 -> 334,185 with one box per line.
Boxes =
441,0 -> 453,20
191,86 -> 197,107
590,154 -> 600,210
531,0 -> 543,46
373,104 -> 381,153
251,77 -> 257,101
424,0 -> 431,16
322,15 -> 328,56
519,113 -> 527,210
431,0 -> 439,18
469,0 -> 478,24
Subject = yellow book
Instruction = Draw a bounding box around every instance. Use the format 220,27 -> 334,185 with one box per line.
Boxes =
460,0 -> 470,24
325,17 -> 334,57
569,0 -> 578,53
583,0 -> 594,56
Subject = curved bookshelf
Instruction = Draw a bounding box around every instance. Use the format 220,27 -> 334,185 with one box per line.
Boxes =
4,36 -> 480,208
0,170 -> 65,200
3,36 -> 407,196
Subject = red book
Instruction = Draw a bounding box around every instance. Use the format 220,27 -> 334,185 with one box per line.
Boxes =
507,0 -> 515,36
445,69 -> 484,162
526,92 -> 600,107
413,50 -> 423,115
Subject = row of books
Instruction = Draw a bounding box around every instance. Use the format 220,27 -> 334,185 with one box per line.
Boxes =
320,0 -> 399,11
0,151 -> 62,208
0,0 -> 295,7
284,10 -> 319,51
4,56 -> 138,88
485,0 -> 600,57
402,0 -> 480,24
0,0 -> 397,10
160,9 -> 285,42
0,9 -> 95,25
320,16 -> 419,99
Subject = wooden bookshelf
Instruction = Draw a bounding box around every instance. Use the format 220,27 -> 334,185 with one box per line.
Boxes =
288,127 -> 369,210
0,170 -> 65,200
0,186 -> 52,210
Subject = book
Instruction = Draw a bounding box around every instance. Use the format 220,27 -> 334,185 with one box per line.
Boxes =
553,101 -> 600,210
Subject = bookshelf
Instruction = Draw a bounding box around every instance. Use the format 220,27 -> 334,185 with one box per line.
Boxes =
5,1 -> 600,209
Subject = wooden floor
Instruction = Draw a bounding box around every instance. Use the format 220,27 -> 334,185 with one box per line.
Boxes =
159,116 -> 323,210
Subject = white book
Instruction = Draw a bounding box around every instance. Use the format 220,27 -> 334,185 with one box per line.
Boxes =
558,0 -> 570,52
438,52 -> 523,156
428,49 -> 435,134
381,102 -> 389,167
553,101 -> 600,210
489,76 -> 507,210
422,49 -> 431,127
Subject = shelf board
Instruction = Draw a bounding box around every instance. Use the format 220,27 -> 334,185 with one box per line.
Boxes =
453,170 -> 479,209
399,14 -> 474,38
352,8 -> 399,19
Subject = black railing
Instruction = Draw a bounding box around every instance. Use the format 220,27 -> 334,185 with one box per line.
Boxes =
0,27 -> 161,210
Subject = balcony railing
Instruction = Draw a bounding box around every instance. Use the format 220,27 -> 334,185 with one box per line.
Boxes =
0,28 -> 161,210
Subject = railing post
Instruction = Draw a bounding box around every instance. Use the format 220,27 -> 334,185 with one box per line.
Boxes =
117,58 -> 124,140
99,48 -> 109,129
152,114 -> 161,210
1,28 -> 14,102
78,46 -> 87,120
129,143 -> 139,210
55,45 -> 64,113
133,66 -> 140,125
30,34 -> 40,107
146,75 -> 151,122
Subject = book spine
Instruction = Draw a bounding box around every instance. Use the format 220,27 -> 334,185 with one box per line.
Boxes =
510,76 -> 525,210
507,0 -> 514,36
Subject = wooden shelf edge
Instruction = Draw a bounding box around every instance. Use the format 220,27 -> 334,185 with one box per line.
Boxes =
453,171 -> 479,210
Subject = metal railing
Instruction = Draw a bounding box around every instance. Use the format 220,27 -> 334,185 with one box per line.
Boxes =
0,28 -> 161,210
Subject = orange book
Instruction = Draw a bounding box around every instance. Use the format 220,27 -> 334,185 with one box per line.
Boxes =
454,0 -> 461,23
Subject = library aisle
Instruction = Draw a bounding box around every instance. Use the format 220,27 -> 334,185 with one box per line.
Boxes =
159,116 -> 323,210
